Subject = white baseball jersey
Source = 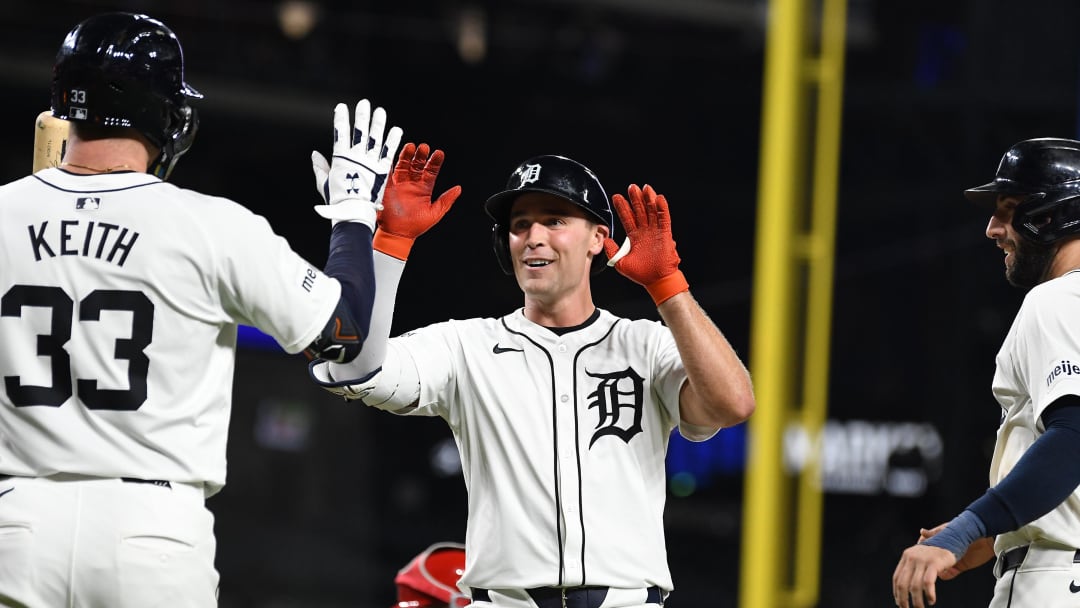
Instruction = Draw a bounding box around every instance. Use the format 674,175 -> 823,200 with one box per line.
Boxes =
989,269 -> 1080,554
368,307 -> 689,593
0,168 -> 340,496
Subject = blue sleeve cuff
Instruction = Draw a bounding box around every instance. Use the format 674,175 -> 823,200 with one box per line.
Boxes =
921,509 -> 987,561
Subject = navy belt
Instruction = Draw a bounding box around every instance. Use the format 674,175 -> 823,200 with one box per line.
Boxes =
472,585 -> 662,607
121,477 -> 171,488
999,545 -> 1080,573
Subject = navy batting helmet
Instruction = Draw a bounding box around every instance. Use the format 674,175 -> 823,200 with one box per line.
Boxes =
51,12 -> 202,180
484,155 -> 613,275
964,137 -> 1080,244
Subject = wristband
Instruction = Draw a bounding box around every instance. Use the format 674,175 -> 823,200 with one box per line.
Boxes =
645,270 -> 689,306
373,230 -> 415,261
921,509 -> 987,562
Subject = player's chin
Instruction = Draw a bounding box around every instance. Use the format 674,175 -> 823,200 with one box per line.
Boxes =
518,276 -> 564,301
517,276 -> 548,295
514,263 -> 552,284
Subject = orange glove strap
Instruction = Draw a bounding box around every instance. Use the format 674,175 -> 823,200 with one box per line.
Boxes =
373,230 -> 415,261
645,270 -> 689,306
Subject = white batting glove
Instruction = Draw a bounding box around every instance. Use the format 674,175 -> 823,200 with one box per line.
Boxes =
311,99 -> 403,230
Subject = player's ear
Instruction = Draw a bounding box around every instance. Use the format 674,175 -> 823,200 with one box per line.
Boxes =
589,222 -> 609,255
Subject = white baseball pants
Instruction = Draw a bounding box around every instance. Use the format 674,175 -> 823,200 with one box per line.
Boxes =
0,474 -> 218,608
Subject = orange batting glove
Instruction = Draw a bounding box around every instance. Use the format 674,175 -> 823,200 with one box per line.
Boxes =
602,184 -> 689,306
374,142 -> 462,260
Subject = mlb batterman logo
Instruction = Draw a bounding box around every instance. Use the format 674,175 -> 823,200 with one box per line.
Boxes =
1045,358 -> 1080,387
76,197 -> 100,210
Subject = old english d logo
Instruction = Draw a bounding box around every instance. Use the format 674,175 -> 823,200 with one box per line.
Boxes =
586,367 -> 645,448
518,163 -> 542,186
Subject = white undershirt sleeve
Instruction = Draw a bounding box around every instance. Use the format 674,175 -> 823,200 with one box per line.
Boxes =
359,341 -> 421,412
323,249 -> 404,382
309,247 -> 421,411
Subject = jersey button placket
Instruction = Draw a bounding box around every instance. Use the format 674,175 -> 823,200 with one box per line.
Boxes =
553,340 -> 583,583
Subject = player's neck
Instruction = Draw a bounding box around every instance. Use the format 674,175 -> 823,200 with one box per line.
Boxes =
61,134 -> 152,174
1047,238 -> 1080,280
522,293 -> 597,328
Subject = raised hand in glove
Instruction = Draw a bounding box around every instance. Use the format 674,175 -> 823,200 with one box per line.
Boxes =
310,99 -> 403,231
602,184 -> 689,306
374,142 -> 462,260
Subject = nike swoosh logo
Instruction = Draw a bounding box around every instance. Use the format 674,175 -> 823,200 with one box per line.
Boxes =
1070,581 -> 1080,593
0,488 -> 12,500
492,344 -> 524,354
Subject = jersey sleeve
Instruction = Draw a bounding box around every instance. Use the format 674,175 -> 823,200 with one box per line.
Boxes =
208,199 -> 340,354
1018,282 -> 1080,424
646,321 -> 689,432
393,322 -> 458,418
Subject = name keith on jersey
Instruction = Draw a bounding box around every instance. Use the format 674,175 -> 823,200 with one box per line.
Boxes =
27,219 -> 139,267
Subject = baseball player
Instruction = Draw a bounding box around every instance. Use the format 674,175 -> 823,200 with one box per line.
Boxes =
392,541 -> 470,608
892,138 -> 1080,608
310,147 -> 756,607
0,12 -> 401,607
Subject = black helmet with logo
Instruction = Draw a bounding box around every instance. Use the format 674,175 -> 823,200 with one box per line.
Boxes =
51,12 -> 203,179
485,155 -> 613,275
965,137 -> 1080,244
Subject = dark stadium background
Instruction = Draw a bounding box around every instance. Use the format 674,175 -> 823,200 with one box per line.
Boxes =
2,1 -> 1077,606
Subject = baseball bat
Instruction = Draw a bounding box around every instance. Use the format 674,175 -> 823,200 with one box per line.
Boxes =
33,110 -> 70,173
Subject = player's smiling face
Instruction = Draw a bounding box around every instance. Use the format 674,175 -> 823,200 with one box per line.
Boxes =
507,193 -> 606,302
987,195 -> 1058,288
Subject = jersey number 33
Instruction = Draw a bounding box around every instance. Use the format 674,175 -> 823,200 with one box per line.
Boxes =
2,284 -> 153,411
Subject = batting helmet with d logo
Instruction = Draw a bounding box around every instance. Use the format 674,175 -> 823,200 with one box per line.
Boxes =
484,155 -> 614,275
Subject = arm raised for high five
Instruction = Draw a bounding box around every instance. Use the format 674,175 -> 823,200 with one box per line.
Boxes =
603,184 -> 755,434
374,142 -> 462,261
310,142 -> 461,397
301,100 -> 400,364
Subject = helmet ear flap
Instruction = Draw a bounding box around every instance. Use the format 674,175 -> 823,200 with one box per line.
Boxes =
492,224 -> 513,275
1014,192 -> 1080,244
150,104 -> 198,179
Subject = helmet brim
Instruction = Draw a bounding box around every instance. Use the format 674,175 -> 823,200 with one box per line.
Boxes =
484,188 -> 528,224
484,187 -> 608,226
963,182 -> 1007,208
963,179 -> 1044,209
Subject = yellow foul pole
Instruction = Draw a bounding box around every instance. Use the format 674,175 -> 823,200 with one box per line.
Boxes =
740,0 -> 848,606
